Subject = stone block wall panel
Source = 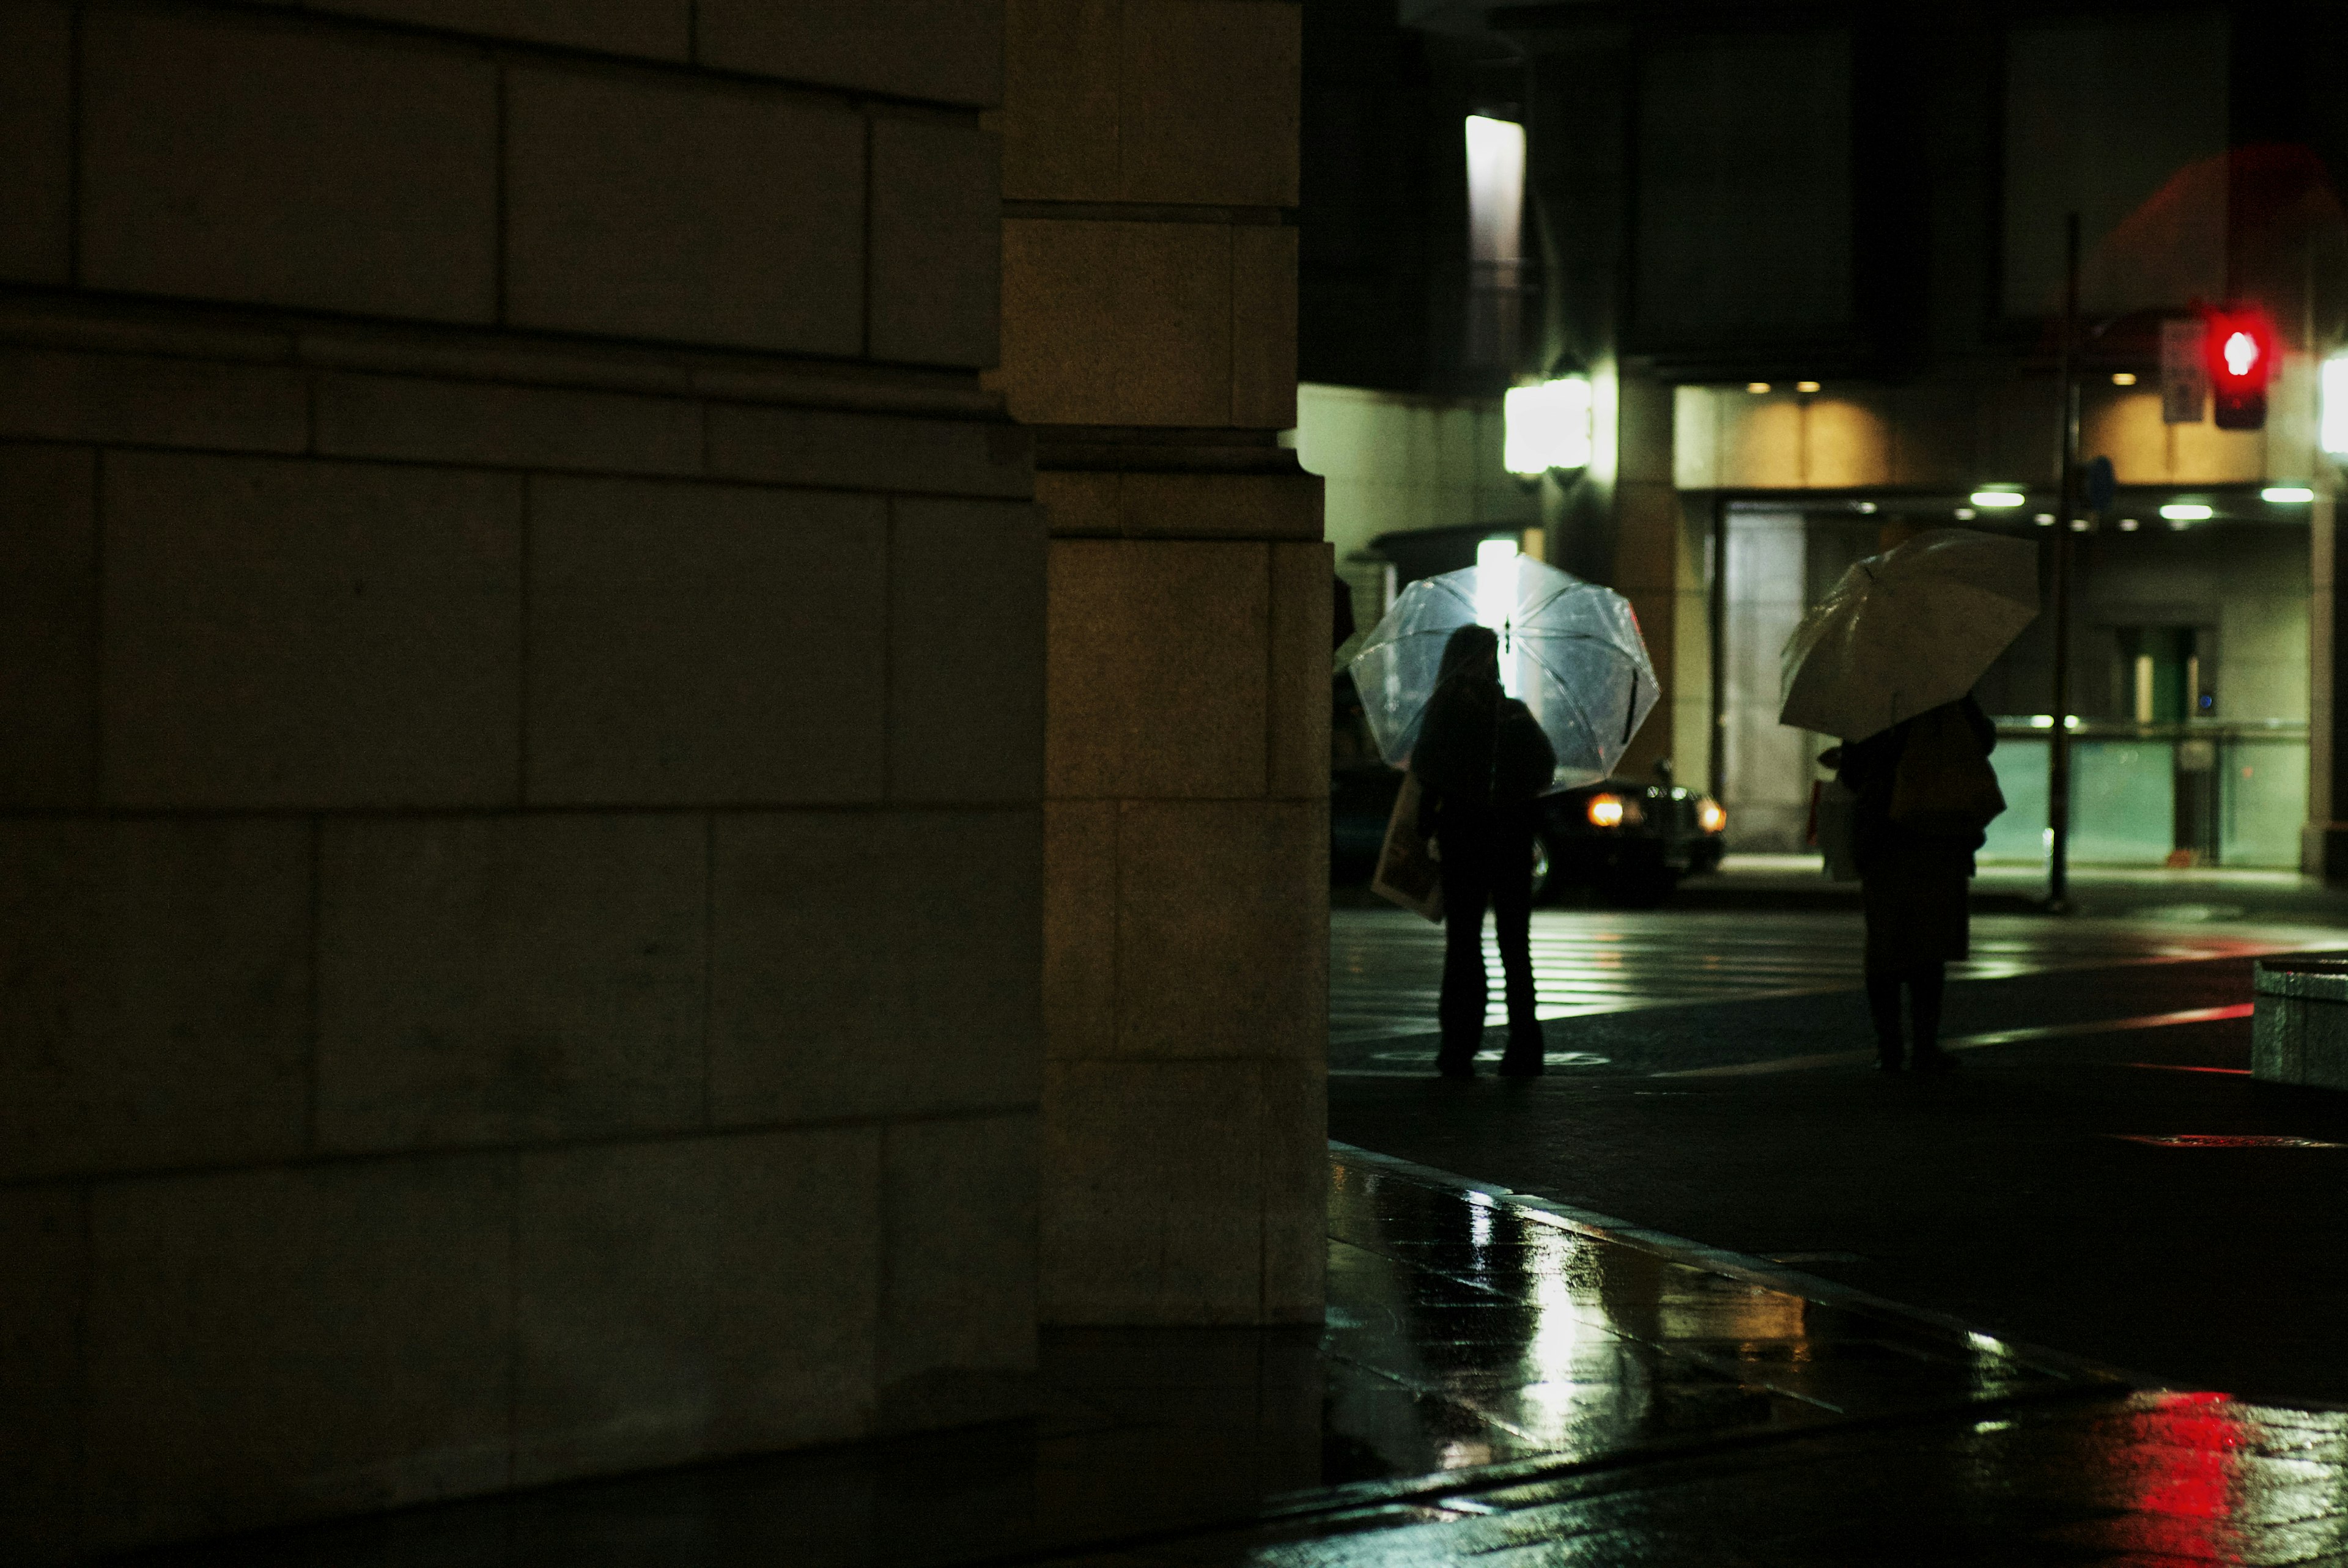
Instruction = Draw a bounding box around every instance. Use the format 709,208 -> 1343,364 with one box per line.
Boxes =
81,1157 -> 516,1551
0,819 -> 311,1182
100,452 -> 523,809
1119,471 -> 1323,540
0,1186 -> 85,1561
79,8 -> 499,322
0,348 -> 309,454
1117,0 -> 1301,207
313,373 -> 704,477
0,0 -> 70,285
1231,226 -> 1301,430
709,810 -> 1043,1126
695,0 -> 1005,107
871,119 -> 1004,368
1001,0 -> 1120,201
704,403 -> 1032,499
314,814 -> 707,1152
1000,220 -> 1233,425
298,0 -> 692,61
512,1129 -> 881,1483
889,499 -> 1047,804
504,67 -> 864,354
1046,539 -> 1269,797
526,477 -> 887,805
877,1113 -> 1039,1431
0,446 -> 97,807
1039,1059 -> 1272,1323
1110,800 -> 1325,1061
1267,543 -> 1335,800
1041,800 -> 1118,1060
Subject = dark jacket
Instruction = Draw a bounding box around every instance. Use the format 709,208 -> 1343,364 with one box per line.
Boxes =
1834,695 -> 1996,875
1412,675 -> 1557,834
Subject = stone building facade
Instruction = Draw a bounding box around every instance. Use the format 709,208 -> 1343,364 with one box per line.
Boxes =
0,2 -> 1323,1557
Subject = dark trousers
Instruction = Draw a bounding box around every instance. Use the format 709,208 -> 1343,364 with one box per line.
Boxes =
1865,963 -> 1946,1061
1437,820 -> 1541,1065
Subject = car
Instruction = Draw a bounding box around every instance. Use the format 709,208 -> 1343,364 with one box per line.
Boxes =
1332,679 -> 1726,907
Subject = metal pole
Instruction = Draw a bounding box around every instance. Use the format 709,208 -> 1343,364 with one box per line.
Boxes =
2048,213 -> 2081,912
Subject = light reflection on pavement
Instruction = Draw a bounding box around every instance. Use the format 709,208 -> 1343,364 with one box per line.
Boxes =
1331,905 -> 2348,1049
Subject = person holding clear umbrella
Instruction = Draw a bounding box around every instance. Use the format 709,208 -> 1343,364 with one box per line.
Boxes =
1412,625 -> 1556,1078
1351,548 -> 1657,1078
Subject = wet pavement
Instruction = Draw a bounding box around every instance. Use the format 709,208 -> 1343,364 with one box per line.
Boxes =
1330,893 -> 2347,1061
128,1146 -> 2348,1566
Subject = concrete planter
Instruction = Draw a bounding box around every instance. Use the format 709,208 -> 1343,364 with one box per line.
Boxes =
2253,959 -> 2348,1089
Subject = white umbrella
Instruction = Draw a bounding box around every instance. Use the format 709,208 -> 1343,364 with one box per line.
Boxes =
1779,528 -> 2040,741
1350,552 -> 1657,789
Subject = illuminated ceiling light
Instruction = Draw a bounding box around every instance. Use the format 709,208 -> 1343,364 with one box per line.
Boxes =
2117,517 -> 2140,531
1502,377 -> 1592,476
2111,372 -> 2138,386
1795,380 -> 1821,393
1746,381 -> 1771,394
2033,512 -> 2055,524
2324,356 -> 2348,455
2160,502 -> 2214,521
2263,485 -> 2316,503
1953,507 -> 1976,520
1969,490 -> 2028,509
2069,518 -> 2091,531
2028,715 -> 2055,729
1854,500 -> 1878,513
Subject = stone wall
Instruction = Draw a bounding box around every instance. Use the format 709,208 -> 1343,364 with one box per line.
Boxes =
999,0 -> 1331,1326
0,2 -> 1039,1557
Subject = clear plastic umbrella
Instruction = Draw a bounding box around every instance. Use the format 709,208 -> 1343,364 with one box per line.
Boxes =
1348,551 -> 1657,789
1778,528 -> 2040,741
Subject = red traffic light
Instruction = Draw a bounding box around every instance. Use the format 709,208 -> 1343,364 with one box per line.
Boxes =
2201,304 -> 2275,430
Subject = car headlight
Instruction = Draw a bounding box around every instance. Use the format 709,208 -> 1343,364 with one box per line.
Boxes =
1697,797 -> 1726,833
1587,793 -> 1642,828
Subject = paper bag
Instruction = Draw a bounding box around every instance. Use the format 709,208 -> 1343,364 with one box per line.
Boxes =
1371,773 -> 1445,922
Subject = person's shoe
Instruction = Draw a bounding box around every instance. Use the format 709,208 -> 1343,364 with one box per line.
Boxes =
1435,1051 -> 1477,1080
1497,1052 -> 1545,1078
1911,1045 -> 1959,1073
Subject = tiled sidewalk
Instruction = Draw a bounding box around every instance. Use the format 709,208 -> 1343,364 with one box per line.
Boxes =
124,1146 -> 2348,1567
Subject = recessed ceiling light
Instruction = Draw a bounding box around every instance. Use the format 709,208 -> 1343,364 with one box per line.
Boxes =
1746,381 -> 1771,394
2111,372 -> 2138,386
2117,518 -> 2140,531
2263,486 -> 2316,503
1954,507 -> 1976,520
1970,490 -> 2028,509
2033,512 -> 2055,524
1795,380 -> 1821,393
2160,502 -> 2214,521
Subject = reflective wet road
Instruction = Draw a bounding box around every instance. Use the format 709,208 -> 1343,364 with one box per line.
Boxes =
1331,902 -> 2347,1058
148,1144 -> 2348,1568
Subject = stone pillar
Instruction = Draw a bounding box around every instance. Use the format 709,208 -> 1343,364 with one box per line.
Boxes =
997,0 -> 1329,1325
0,4 -> 1039,1558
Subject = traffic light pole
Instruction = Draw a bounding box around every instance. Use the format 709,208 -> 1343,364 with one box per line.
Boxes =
2047,213 -> 2080,914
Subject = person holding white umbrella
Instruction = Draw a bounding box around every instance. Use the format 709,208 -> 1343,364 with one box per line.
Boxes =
1783,528 -> 2037,1073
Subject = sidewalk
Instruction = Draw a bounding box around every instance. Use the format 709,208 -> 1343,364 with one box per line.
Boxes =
122,1144 -> 2348,1567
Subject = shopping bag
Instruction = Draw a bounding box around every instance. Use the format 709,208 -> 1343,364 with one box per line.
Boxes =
1371,773 -> 1445,922
1814,778 -> 1861,882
